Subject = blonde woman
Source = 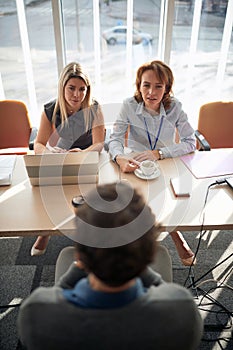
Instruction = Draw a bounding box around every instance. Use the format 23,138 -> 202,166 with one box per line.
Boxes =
31,62 -> 105,256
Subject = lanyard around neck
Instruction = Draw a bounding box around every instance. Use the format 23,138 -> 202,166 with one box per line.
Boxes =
143,115 -> 164,150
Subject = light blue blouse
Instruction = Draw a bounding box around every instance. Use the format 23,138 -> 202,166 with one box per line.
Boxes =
108,96 -> 196,160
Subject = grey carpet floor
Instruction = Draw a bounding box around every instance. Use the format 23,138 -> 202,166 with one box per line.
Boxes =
0,231 -> 232,350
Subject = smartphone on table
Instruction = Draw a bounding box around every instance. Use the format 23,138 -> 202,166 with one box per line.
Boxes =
170,177 -> 191,198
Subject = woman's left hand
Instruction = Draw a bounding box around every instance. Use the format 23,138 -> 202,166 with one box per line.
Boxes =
133,150 -> 159,162
50,146 -> 67,153
68,148 -> 82,152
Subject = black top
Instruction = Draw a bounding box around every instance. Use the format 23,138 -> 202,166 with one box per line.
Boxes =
44,99 -> 99,150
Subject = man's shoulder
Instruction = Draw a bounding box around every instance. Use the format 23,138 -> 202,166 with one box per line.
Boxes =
20,286 -> 63,309
139,283 -> 202,327
148,282 -> 194,301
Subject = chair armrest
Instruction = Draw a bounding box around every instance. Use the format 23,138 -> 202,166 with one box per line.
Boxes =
195,130 -> 211,151
29,127 -> 38,150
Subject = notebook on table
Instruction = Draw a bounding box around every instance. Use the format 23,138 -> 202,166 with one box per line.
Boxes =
180,149 -> 233,179
0,155 -> 17,186
23,152 -> 99,186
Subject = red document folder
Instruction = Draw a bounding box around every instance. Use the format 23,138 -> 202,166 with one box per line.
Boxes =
180,148 -> 233,179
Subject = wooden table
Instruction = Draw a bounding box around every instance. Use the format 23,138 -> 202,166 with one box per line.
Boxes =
0,151 -> 233,237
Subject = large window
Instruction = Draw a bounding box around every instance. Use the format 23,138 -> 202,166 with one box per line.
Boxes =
0,0 -> 232,127
170,0 -> 233,124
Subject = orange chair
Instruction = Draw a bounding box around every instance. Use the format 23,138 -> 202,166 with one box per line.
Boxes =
0,100 -> 37,154
195,101 -> 233,151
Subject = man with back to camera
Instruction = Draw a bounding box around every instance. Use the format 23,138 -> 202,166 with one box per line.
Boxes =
17,182 -> 203,350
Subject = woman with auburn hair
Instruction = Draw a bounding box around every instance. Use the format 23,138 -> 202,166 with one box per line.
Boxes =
108,60 -> 196,266
31,62 -> 105,256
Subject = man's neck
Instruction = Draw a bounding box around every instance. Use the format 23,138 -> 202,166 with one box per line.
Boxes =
88,274 -> 136,293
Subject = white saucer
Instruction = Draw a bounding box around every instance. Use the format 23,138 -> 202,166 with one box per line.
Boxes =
134,168 -> 160,180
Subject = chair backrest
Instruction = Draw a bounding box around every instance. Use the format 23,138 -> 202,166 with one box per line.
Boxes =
0,100 -> 32,149
197,101 -> 233,148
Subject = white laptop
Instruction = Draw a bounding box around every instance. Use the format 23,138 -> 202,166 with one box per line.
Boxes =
23,152 -> 99,186
0,155 -> 17,186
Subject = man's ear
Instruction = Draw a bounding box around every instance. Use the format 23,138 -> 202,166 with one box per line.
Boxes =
75,252 -> 86,270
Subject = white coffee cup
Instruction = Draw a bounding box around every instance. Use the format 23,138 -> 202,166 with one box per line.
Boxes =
140,160 -> 158,176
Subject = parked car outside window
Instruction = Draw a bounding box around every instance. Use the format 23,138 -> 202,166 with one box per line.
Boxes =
102,26 -> 153,46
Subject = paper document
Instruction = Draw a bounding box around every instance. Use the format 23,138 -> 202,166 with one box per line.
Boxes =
180,149 -> 233,179
0,155 -> 17,185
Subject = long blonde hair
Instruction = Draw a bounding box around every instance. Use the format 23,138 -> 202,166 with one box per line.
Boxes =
52,62 -> 92,131
134,60 -> 174,110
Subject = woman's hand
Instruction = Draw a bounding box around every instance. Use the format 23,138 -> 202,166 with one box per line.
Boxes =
133,150 -> 160,162
46,145 -> 67,153
68,148 -> 82,152
115,155 -> 140,173
84,142 -> 104,153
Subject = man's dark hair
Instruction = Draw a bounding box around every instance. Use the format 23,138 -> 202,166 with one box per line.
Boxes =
74,182 -> 161,287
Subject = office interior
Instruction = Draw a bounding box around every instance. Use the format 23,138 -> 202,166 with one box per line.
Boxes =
0,1 -> 232,350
